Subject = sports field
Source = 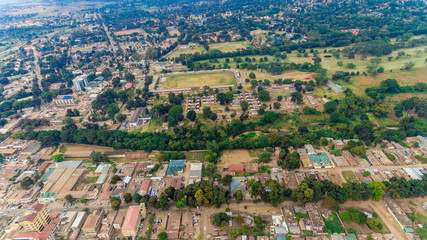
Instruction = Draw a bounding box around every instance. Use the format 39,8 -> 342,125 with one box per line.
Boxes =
158,71 -> 236,89
210,41 -> 250,52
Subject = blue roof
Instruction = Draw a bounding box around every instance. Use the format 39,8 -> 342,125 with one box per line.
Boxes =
63,96 -> 73,99
276,235 -> 287,240
169,160 -> 185,167
231,177 -> 246,194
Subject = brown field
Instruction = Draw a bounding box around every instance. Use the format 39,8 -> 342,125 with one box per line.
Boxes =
114,29 -> 143,36
220,149 -> 252,165
52,143 -> 116,157
240,69 -> 314,82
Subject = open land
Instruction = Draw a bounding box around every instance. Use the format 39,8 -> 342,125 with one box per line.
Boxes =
158,71 -> 236,89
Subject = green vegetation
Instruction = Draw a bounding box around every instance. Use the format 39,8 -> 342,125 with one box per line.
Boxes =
158,71 -> 236,89
324,214 -> 345,233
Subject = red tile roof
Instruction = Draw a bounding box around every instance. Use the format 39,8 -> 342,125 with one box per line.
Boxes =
13,232 -> 37,239
21,213 -> 37,222
33,203 -> 44,212
122,206 -> 140,232
140,179 -> 150,192
228,164 -> 244,172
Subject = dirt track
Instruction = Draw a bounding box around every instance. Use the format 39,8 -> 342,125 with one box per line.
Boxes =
342,200 -> 411,240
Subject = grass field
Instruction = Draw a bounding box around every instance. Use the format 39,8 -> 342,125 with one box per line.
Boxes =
167,45 -> 206,58
342,171 -> 359,183
158,71 -> 236,89
188,151 -> 208,161
210,41 -> 251,52
324,214 -> 345,233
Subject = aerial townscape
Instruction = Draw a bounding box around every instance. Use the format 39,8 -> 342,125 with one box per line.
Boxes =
0,0 -> 427,240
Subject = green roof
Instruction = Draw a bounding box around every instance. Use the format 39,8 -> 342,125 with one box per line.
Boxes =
166,166 -> 184,175
309,152 -> 331,164
41,168 -> 55,182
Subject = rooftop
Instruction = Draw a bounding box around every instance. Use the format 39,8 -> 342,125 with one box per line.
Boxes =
122,205 -> 140,232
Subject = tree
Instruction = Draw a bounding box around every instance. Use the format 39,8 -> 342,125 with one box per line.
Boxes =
366,218 -> 382,230
240,101 -> 249,111
213,213 -> 230,227
222,175 -> 233,186
125,72 -> 135,82
90,152 -> 109,163
403,62 -> 415,71
186,110 -> 197,121
273,102 -> 281,109
146,47 -> 160,60
133,193 -> 142,203
369,182 -> 386,201
21,176 -> 34,189
110,198 -> 121,211
110,175 -> 121,184
65,194 -> 73,203
124,192 -> 132,204
52,154 -> 65,162
116,113 -> 126,123
259,151 -> 272,163
107,103 -> 120,119
380,79 -> 401,93
258,90 -> 270,101
249,72 -> 256,79
291,182 -> 314,203
291,92 -> 303,104
112,77 -> 121,88
235,189 -> 243,203
158,232 -> 168,240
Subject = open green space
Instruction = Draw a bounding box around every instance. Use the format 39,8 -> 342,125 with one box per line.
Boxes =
324,214 -> 345,233
168,45 -> 206,58
210,41 -> 251,52
158,71 -> 236,89
188,151 -> 208,161
342,171 -> 359,183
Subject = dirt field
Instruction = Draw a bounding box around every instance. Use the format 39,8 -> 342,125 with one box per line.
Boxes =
158,71 -> 236,89
219,149 -> 252,165
240,69 -> 314,82
50,143 -> 116,158
114,28 -> 143,36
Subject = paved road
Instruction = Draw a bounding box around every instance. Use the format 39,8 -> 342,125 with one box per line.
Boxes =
304,163 -> 427,173
98,10 -> 117,53
31,45 -> 42,86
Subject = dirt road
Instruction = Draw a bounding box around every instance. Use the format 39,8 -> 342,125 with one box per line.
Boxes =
342,200 -> 411,240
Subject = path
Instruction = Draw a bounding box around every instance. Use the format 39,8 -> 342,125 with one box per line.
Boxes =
98,10 -> 117,53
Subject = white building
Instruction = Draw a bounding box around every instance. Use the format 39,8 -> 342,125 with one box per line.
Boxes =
72,74 -> 88,91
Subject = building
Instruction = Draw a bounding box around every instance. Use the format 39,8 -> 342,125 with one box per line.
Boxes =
121,205 -> 141,237
309,152 -> 333,168
71,211 -> 88,230
95,163 -> 111,175
72,75 -> 88,91
167,160 -> 185,176
189,163 -> 203,178
20,204 -> 52,232
129,107 -> 151,126
81,208 -> 104,237
228,164 -> 245,172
